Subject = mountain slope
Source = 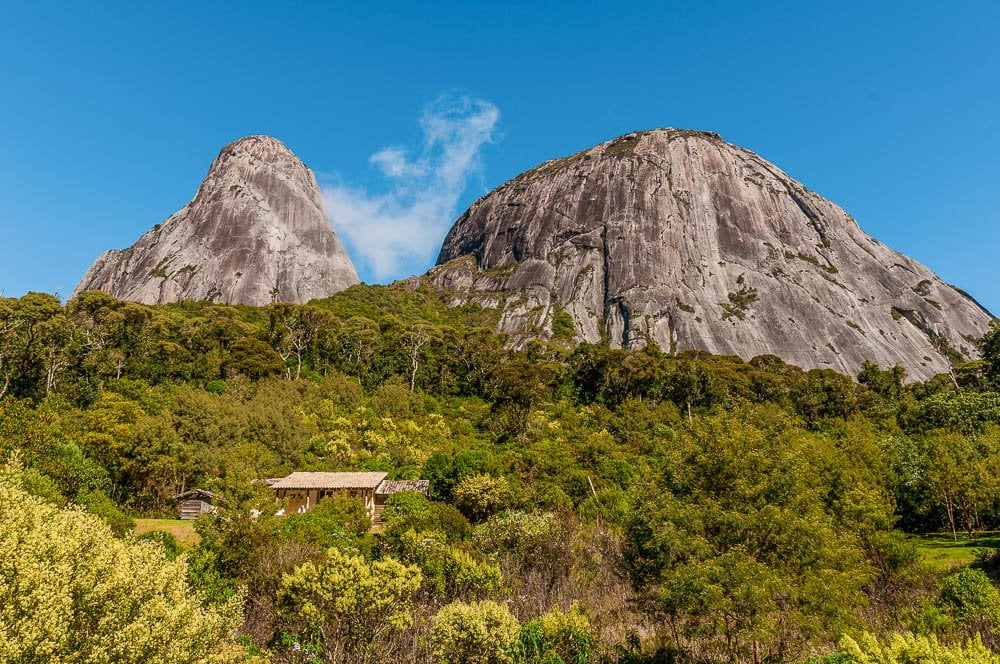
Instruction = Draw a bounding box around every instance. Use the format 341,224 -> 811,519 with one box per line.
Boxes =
432,128 -> 993,380
73,135 -> 358,305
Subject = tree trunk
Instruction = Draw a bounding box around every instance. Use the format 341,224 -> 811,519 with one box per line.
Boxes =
409,350 -> 419,392
945,493 -> 958,542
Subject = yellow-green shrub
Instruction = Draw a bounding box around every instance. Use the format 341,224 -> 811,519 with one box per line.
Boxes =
0,463 -> 244,663
837,632 -> 1000,663
394,529 -> 502,598
279,547 -> 421,663
517,603 -> 593,664
454,474 -> 511,522
430,599 -> 521,664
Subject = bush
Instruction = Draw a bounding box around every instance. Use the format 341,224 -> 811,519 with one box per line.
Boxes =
383,491 -> 435,523
391,529 -> 502,598
137,529 -> 181,559
454,474 -> 511,522
382,492 -> 472,542
277,495 -> 371,546
834,632 -> 1000,663
76,487 -> 134,536
516,603 -> 593,664
0,463 -> 243,662
17,466 -> 66,505
551,311 -> 575,341
279,548 -> 421,662
446,548 -> 504,598
474,511 -> 557,555
205,379 -> 227,394
938,568 -> 1000,629
431,600 -> 521,664
225,338 -> 285,378
424,450 -> 492,501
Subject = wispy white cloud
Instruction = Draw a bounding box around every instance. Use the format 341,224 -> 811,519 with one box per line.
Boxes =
369,147 -> 428,179
323,93 -> 500,281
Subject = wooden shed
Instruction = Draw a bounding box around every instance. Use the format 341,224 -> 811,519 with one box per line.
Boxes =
173,489 -> 221,520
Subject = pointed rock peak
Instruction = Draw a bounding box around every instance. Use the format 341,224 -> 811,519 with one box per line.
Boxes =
73,136 -> 358,306
203,135 -> 316,187
219,135 -> 299,163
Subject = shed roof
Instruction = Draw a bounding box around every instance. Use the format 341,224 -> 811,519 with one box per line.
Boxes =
375,479 -> 430,495
269,471 -> 389,490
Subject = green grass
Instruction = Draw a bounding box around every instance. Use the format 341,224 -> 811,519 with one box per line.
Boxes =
134,518 -> 200,547
909,531 -> 1000,571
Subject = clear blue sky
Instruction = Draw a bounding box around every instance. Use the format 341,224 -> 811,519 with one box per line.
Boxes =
2,1 -> 998,312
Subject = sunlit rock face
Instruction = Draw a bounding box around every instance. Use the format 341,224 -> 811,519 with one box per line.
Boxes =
74,135 -> 358,305
433,128 -> 993,380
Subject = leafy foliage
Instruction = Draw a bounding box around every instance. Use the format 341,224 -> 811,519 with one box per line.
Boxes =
430,600 -> 521,664
0,462 -> 244,663
454,473 -> 512,522
832,632 -> 1000,663
2,286 -> 1000,662
516,603 -> 593,664
278,548 -> 422,664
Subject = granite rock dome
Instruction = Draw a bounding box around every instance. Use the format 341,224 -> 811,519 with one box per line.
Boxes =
433,129 -> 993,380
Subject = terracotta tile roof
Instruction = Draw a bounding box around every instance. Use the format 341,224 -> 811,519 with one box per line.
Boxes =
269,471 -> 389,490
375,479 -> 430,495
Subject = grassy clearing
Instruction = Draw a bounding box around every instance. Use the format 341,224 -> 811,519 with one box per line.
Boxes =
134,518 -> 200,547
909,532 -> 1000,571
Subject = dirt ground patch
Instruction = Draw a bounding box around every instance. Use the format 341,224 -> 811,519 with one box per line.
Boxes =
134,518 -> 200,547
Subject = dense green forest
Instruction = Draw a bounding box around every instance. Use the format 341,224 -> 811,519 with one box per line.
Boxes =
4,285 -> 1000,663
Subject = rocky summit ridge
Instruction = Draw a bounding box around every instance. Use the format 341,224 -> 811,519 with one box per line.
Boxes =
432,128 -> 994,380
73,135 -> 359,306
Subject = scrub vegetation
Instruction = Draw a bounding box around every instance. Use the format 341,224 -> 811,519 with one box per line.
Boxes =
3,285 -> 1000,662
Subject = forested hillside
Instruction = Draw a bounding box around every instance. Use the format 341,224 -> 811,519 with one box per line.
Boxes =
3,284 -> 1000,663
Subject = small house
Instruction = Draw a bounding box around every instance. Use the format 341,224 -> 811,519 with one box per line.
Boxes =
270,472 -> 389,518
173,489 -> 221,520
269,472 -> 429,522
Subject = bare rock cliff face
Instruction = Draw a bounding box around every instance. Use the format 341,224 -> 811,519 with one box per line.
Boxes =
73,135 -> 359,305
433,129 -> 993,380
